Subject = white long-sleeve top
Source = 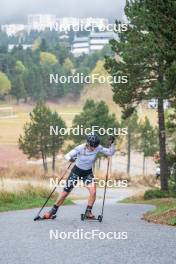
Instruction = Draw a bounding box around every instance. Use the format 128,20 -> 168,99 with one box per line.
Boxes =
64,143 -> 115,170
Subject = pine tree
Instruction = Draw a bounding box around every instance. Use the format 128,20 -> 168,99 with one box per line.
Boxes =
48,111 -> 67,171
71,99 -> 119,146
19,101 -> 66,172
11,60 -> 26,102
105,0 -> 176,190
70,99 -> 119,169
120,111 -> 140,175
139,117 -> 158,175
0,71 -> 11,97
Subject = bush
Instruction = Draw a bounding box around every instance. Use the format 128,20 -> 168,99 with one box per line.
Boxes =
170,217 -> 176,226
169,171 -> 176,193
144,189 -> 171,199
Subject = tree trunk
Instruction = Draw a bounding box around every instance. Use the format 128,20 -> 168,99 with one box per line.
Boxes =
158,98 -> 168,190
41,151 -> 46,171
52,152 -> 56,171
98,158 -> 101,169
44,155 -> 48,172
127,130 -> 131,176
42,152 -> 48,172
143,155 -> 145,176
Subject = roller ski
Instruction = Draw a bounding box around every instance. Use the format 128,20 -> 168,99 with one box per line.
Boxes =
81,213 -> 103,222
81,206 -> 102,222
34,205 -> 58,221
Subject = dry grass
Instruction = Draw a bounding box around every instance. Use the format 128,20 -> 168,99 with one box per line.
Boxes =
95,169 -> 128,180
81,83 -> 158,124
95,169 -> 157,188
0,163 -> 157,189
0,183 -> 73,212
0,184 -> 51,207
123,195 -> 176,226
0,161 -> 74,180
0,102 -> 82,144
81,84 -> 122,119
129,175 -> 159,188
0,164 -> 50,180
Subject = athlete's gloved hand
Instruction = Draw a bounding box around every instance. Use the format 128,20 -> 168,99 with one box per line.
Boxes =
108,136 -> 115,145
70,157 -> 77,163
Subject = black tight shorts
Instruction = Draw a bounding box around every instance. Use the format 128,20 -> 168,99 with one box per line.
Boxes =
63,165 -> 94,193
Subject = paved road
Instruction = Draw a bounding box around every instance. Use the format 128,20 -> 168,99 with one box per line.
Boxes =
0,188 -> 175,264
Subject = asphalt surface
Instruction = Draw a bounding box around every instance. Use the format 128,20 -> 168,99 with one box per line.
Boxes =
0,188 -> 175,264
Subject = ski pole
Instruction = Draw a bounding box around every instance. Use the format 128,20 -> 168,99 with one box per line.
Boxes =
100,157 -> 110,218
34,162 -> 72,221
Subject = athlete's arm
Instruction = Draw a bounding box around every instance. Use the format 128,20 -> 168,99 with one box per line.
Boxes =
98,143 -> 115,156
64,144 -> 84,161
98,136 -> 115,156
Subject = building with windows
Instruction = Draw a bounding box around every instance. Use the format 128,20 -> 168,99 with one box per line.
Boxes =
28,14 -> 57,31
71,31 -> 115,56
89,31 -> 114,52
1,24 -> 26,36
2,15 -> 109,35
71,37 -> 90,57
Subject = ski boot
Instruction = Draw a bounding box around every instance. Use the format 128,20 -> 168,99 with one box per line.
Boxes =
43,205 -> 58,220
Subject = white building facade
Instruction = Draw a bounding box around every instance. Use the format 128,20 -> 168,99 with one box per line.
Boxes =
2,15 -> 109,35
89,32 -> 114,52
71,37 -> 90,57
1,24 -> 26,36
71,32 -> 115,56
28,14 -> 57,31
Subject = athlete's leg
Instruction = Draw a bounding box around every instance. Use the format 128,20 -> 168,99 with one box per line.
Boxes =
85,181 -> 96,218
55,191 -> 70,207
86,182 -> 96,207
43,171 -> 78,219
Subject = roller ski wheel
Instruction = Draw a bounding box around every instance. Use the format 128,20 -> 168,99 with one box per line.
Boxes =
80,214 -> 96,221
97,215 -> 103,222
81,213 -> 102,221
81,213 -> 85,221
43,212 -> 57,220
34,213 -> 56,221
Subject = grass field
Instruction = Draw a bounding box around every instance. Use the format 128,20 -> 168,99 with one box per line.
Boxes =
0,84 -> 158,170
0,184 -> 74,212
0,102 -> 82,144
0,84 -> 158,145
0,102 -> 82,166
121,195 -> 176,226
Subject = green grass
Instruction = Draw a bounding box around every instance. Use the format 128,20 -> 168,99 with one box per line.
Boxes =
121,196 -> 176,226
0,184 -> 74,212
144,188 -> 176,199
